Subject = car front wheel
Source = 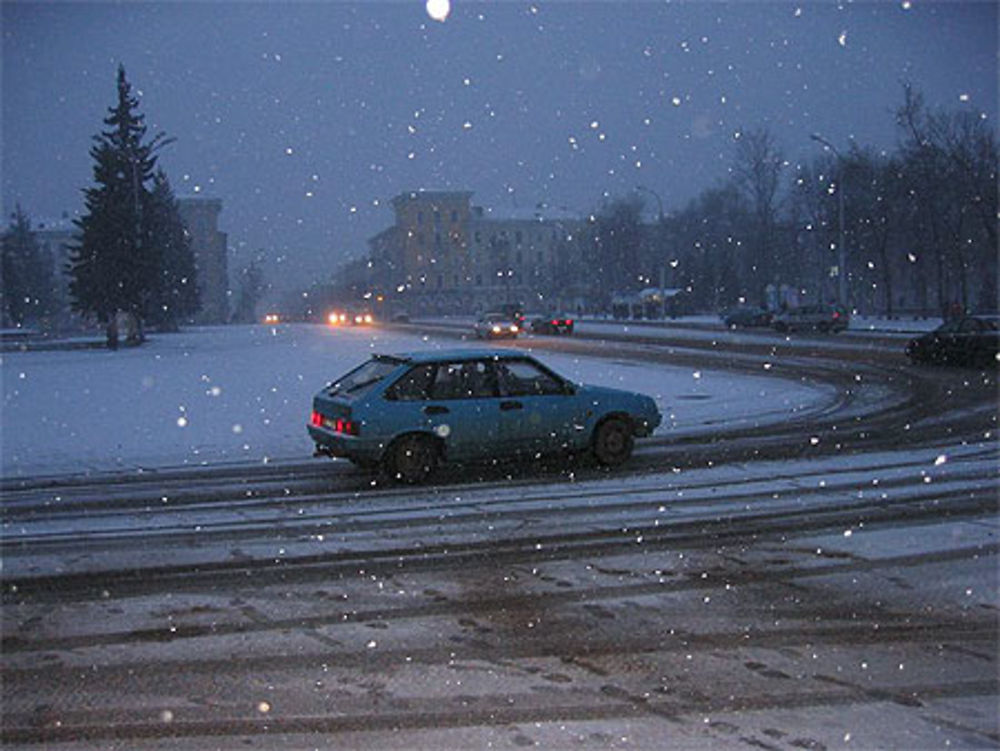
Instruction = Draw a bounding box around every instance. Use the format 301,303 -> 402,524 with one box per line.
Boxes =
592,417 -> 634,467
385,434 -> 439,483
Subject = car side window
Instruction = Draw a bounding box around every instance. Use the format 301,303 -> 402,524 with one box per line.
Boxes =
429,360 -> 498,400
497,360 -> 565,397
384,364 -> 435,401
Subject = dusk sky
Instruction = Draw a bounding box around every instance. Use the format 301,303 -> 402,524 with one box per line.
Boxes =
3,1 -> 997,292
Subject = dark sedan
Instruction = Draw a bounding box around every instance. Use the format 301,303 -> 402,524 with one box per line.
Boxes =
905,316 -> 999,367
722,305 -> 772,328
530,312 -> 575,335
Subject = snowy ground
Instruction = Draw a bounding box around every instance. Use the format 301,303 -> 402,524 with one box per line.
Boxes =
3,321 -> 997,750
1,323 -> 832,478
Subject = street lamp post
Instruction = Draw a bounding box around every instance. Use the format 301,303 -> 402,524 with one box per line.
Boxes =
636,185 -> 669,318
810,134 -> 847,308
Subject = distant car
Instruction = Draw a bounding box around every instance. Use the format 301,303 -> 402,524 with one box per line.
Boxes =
722,305 -> 772,328
905,316 -> 999,367
473,312 -> 519,339
308,349 -> 663,482
772,304 -> 849,333
350,311 -> 375,325
497,302 -> 526,328
530,312 -> 575,335
263,313 -> 281,325
327,311 -> 349,326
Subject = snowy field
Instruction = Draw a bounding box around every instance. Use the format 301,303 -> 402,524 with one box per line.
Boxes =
0,323 -> 833,478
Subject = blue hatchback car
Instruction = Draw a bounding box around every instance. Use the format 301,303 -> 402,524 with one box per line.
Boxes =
308,349 -> 662,482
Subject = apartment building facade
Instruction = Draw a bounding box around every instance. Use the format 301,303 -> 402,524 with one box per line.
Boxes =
368,190 -> 587,315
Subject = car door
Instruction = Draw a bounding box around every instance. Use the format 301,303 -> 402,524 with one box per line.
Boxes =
494,358 -> 587,454
422,359 -> 503,461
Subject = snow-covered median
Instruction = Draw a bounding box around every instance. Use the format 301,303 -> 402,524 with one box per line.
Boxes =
1,324 -> 832,478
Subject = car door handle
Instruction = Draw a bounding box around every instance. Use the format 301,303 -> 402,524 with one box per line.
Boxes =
500,400 -> 523,411
423,405 -> 450,415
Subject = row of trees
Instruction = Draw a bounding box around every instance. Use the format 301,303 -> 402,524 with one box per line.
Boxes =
583,84 -> 998,317
1,205 -> 57,327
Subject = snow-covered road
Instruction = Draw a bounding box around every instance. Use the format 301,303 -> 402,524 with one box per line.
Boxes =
2,321 -> 996,750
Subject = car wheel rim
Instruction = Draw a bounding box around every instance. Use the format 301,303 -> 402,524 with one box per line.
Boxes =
596,420 -> 632,465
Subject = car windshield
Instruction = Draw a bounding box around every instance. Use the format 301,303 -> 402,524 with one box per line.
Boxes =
327,357 -> 400,396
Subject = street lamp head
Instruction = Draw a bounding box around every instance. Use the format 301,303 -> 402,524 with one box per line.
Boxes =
810,133 -> 838,155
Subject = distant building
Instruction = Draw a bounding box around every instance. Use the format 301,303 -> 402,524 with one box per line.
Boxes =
177,197 -> 228,324
33,216 -> 77,310
367,190 -> 587,315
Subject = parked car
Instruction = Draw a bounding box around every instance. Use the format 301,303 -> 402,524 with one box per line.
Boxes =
308,349 -> 662,482
473,312 -> 520,339
722,305 -> 772,328
529,312 -> 575,335
772,304 -> 849,333
905,316 -> 999,367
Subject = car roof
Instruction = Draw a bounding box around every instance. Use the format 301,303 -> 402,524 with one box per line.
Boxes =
382,348 -> 532,364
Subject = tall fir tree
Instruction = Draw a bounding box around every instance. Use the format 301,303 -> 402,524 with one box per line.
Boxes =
67,64 -> 173,346
144,171 -> 200,330
1,205 -> 54,327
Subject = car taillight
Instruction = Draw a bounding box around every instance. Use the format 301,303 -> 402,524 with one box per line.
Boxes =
310,411 -> 359,435
335,418 -> 359,436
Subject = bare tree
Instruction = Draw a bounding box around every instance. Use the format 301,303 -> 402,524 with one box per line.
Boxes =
730,127 -> 785,294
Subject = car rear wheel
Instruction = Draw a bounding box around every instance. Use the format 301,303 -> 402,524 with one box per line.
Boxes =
385,434 -> 438,483
592,417 -> 634,467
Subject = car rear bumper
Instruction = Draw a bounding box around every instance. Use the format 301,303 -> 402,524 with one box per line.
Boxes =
308,425 -> 383,462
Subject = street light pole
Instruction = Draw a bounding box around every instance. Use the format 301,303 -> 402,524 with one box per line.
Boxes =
810,134 -> 847,308
636,185 -> 670,317
636,184 -> 664,223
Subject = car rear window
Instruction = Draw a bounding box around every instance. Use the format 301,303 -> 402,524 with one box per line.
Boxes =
327,357 -> 401,397
384,363 -> 436,401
